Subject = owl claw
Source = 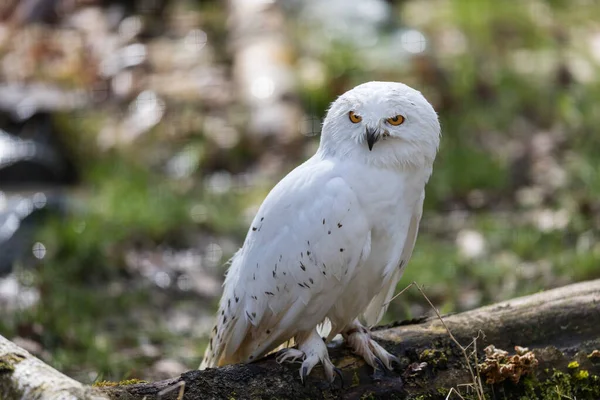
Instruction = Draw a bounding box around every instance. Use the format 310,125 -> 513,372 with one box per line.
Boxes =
374,356 -> 386,373
294,329 -> 341,385
334,367 -> 344,389
345,320 -> 398,372
276,348 -> 305,364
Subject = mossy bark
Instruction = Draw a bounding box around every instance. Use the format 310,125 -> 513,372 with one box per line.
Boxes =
102,279 -> 600,400
0,335 -> 109,400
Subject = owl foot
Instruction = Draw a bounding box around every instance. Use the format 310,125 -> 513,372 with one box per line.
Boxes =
344,320 -> 399,372
277,329 -> 343,386
276,348 -> 305,364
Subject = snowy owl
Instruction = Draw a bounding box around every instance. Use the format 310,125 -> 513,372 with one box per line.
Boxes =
200,81 -> 440,383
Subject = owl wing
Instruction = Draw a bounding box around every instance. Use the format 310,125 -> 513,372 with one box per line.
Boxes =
201,164 -> 372,368
362,190 -> 424,327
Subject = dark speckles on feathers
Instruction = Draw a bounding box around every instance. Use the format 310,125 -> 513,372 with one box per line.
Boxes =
322,271 -> 326,276
235,296 -> 239,303
301,252 -> 303,258
223,315 -> 228,324
228,299 -> 231,308
252,227 -> 257,231
221,310 -> 224,315
298,283 -> 306,288
246,311 -> 253,320
283,271 -> 287,275
399,260 -> 405,269
252,312 -> 256,318
265,291 -> 274,296
253,273 -> 256,280
322,219 -> 325,224
338,222 -> 343,228
328,230 -> 331,234
300,262 -> 306,271
340,248 -> 344,252
279,255 -> 283,261
266,329 -> 271,334
309,278 -> 314,284
307,251 -> 311,256
251,295 -> 257,300
272,270 -> 277,278
260,217 -> 264,222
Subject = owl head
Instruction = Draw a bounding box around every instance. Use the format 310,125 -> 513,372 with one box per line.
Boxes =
318,81 -> 441,170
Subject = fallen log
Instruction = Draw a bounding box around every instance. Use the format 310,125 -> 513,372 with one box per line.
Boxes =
2,280 -> 599,399
0,335 -> 109,400
103,279 -> 600,399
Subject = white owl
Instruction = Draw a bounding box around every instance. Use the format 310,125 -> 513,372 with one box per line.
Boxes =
200,81 -> 441,383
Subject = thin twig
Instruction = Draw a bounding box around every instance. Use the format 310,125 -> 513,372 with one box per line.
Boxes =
471,333 -> 485,396
383,282 -> 416,307
445,387 -> 466,400
412,281 -> 485,400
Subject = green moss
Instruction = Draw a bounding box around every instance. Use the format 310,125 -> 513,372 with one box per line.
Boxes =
119,378 -> 148,385
93,381 -> 119,388
0,353 -> 25,374
567,361 -> 580,369
0,361 -> 14,374
93,378 -> 147,387
521,369 -> 600,399
419,348 -> 448,368
352,371 -> 360,387
575,370 -> 590,380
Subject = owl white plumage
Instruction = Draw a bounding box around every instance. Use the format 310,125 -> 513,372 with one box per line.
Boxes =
200,81 -> 441,383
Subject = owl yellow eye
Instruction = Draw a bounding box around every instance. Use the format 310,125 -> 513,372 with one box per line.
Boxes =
348,111 -> 362,123
386,115 -> 405,126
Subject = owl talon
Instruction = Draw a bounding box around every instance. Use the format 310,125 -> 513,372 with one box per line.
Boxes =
345,320 -> 399,372
389,353 -> 401,367
295,329 -> 338,385
334,367 -> 344,388
276,348 -> 305,364
374,356 -> 386,373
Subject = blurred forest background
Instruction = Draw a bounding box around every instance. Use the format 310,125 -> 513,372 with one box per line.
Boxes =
0,0 -> 599,385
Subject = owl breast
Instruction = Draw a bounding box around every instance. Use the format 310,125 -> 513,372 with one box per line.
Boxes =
325,164 -> 427,334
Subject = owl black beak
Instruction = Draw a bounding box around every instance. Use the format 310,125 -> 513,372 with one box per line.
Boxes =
365,127 -> 379,151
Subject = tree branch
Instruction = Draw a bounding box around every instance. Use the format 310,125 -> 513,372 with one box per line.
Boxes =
2,279 -> 599,399
0,334 -> 109,400
104,279 -> 600,399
